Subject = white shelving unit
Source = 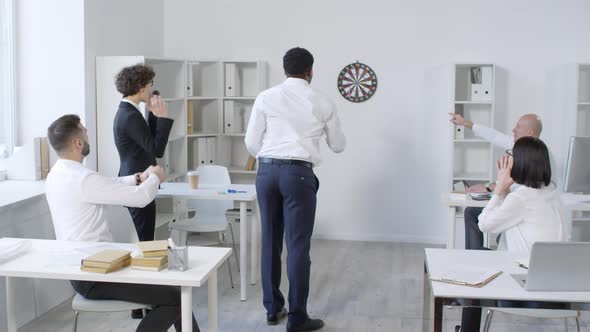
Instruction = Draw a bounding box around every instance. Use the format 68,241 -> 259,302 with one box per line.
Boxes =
450,64 -> 496,189
576,64 -> 590,136
97,57 -> 266,186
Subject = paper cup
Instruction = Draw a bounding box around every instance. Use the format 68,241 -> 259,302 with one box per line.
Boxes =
187,171 -> 199,189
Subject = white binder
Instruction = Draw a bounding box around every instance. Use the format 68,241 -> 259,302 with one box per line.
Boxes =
481,66 -> 493,102
224,100 -> 235,134
197,138 -> 207,165
225,63 -> 241,97
206,137 -> 217,164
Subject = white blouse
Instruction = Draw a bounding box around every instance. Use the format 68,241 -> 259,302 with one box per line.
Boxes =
478,183 -> 563,256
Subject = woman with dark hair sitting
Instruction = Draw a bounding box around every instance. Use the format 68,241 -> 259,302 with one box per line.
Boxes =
459,136 -> 563,332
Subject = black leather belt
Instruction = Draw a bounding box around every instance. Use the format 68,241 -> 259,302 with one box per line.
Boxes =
258,157 -> 313,168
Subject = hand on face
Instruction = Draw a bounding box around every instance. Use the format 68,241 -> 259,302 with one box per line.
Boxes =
494,155 -> 514,196
148,95 -> 168,118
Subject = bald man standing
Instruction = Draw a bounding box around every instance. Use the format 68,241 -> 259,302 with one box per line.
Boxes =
449,112 -> 554,332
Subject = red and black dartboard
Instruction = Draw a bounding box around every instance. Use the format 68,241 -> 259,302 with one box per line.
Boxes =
337,61 -> 377,103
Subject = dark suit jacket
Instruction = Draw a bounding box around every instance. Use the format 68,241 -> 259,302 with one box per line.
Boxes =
113,101 -> 174,177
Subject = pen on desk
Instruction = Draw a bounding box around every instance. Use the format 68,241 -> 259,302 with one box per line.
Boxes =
518,263 -> 528,269
227,189 -> 247,194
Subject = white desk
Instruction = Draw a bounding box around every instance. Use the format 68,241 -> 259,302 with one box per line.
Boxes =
423,248 -> 590,332
0,180 -> 45,208
447,197 -> 489,248
158,182 -> 259,301
0,238 -> 230,332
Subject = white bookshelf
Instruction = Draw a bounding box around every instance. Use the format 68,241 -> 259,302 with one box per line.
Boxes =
577,64 -> 590,136
451,64 -> 495,188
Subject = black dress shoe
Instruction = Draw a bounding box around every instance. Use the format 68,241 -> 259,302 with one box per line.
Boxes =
131,309 -> 144,319
131,308 -> 151,319
267,308 -> 288,325
286,318 -> 324,332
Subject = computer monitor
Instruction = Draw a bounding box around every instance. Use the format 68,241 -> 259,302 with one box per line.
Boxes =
563,136 -> 590,194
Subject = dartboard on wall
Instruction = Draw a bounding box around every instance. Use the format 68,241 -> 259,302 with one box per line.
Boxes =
337,61 -> 378,103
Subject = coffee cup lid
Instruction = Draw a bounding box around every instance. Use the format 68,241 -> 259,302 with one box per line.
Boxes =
187,171 -> 199,176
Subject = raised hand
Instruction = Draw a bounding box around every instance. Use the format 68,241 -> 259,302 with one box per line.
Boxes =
494,155 -> 514,196
149,95 -> 169,118
448,113 -> 473,129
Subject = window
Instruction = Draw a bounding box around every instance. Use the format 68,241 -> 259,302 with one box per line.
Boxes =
0,0 -> 15,158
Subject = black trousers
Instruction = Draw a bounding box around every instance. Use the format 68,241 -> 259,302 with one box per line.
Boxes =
256,162 -> 319,326
71,281 -> 199,332
128,200 -> 156,241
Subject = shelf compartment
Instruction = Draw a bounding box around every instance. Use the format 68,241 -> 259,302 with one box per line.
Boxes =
187,99 -> 219,135
219,136 -> 254,173
453,103 -> 493,139
223,62 -> 259,98
188,61 -> 219,97
146,60 -> 186,99
577,104 -> 590,136
453,142 -> 491,181
454,65 -> 493,103
223,99 -> 253,135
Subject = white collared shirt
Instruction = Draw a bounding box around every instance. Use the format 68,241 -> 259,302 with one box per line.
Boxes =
45,159 -> 160,242
478,184 -> 563,256
122,98 -> 142,112
245,78 -> 346,166
472,123 -> 560,190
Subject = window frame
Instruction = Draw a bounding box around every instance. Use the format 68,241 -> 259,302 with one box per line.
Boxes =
0,0 -> 16,158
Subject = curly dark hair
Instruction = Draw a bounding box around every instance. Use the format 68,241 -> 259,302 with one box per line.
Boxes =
114,64 -> 155,97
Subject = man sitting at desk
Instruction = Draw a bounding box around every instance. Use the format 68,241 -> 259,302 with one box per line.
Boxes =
45,114 -> 200,332
448,113 -> 554,250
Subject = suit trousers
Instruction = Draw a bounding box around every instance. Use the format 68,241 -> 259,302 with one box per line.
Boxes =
256,162 -> 319,326
70,280 -> 199,332
128,200 -> 156,241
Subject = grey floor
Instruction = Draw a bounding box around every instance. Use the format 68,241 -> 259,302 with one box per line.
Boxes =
19,240 -> 590,332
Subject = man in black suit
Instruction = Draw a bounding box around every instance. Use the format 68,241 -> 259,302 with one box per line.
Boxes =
113,64 -> 173,241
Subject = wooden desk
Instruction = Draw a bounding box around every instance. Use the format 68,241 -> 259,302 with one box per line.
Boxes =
158,182 -> 259,301
0,238 -> 231,332
423,248 -> 590,332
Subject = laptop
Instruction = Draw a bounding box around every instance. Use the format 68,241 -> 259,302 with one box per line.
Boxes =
511,242 -> 590,291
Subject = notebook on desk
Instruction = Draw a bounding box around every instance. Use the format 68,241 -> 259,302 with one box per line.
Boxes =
430,268 -> 502,288
511,242 -> 590,291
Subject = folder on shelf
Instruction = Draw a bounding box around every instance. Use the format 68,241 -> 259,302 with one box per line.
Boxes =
224,100 -> 235,134
225,63 -> 241,97
430,268 -> 502,288
197,138 -> 207,165
245,155 -> 256,171
187,100 -> 194,134
481,66 -> 493,102
206,137 -> 217,164
470,66 -> 482,102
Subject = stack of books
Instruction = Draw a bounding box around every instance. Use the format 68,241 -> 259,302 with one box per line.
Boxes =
131,240 -> 169,272
81,249 -> 131,274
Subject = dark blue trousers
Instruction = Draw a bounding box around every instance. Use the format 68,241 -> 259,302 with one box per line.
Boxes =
256,162 -> 319,326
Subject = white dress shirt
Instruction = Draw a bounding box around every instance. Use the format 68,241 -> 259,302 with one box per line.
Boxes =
245,78 -> 346,166
478,183 -> 563,256
472,123 -> 560,189
45,159 -> 160,242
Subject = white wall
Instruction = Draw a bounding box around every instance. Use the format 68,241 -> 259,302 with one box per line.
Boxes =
84,0 -> 164,170
16,0 -> 85,147
163,0 -> 590,244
